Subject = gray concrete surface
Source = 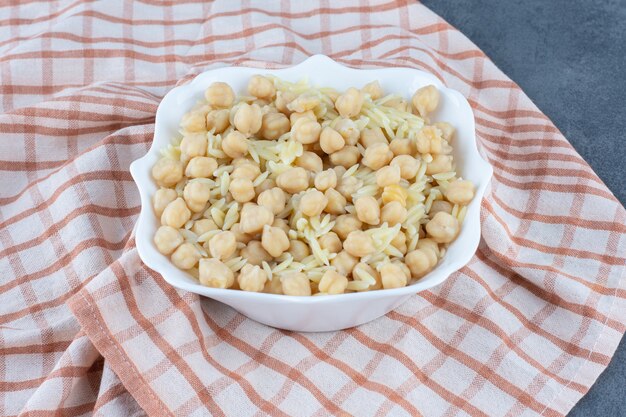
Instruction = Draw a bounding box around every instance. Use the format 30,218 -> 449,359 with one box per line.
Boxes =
420,1 -> 626,415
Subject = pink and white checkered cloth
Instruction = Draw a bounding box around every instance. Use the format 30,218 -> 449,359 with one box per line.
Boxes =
1,1 -> 625,416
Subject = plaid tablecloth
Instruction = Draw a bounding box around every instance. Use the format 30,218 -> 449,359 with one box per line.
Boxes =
1,1 -> 625,416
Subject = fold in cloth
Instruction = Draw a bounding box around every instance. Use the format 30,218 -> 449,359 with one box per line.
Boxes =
1,1 -> 624,416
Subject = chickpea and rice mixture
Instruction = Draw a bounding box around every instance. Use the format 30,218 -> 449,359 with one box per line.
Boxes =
151,75 -> 475,296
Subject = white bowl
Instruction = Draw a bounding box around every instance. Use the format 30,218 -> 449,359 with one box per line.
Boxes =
130,55 -> 492,332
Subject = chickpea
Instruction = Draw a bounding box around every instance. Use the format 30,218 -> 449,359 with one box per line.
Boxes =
291,117 -> 322,145
445,180 -> 475,205
241,240 -> 272,265
248,75 -> 275,99
229,177 -> 255,203
393,261 -> 412,282
302,141 -> 322,152
390,155 -> 419,180
233,273 -> 246,290
183,181 -> 211,212
233,157 -> 253,168
260,112 -> 290,140
381,201 -> 408,225
330,146 -> 360,169
222,131 -> 248,159
335,87 -> 363,118
415,126 -> 443,154
420,245 -> 438,268
192,218 -> 218,236
324,188 -> 347,215
289,110 -> 316,125
289,240 -> 310,261
263,276 -> 283,295
276,167 -> 309,193
230,223 -> 252,244
355,196 -> 380,225
295,151 -> 323,173
416,238 -> 439,257
429,200 -> 453,215
232,160 -> 260,181
180,133 -> 208,159
434,121 -> 455,142
376,165 -> 401,187
336,175 -> 361,202
238,264 -> 268,292
205,82 -> 235,108
302,144 -> 324,158
255,178 -> 276,195
199,258 -> 234,288
334,118 -> 360,146
239,203 -> 274,234
361,80 -> 383,100
353,263 -> 381,290
318,270 -> 348,294
343,230 -> 376,258
233,103 -> 263,135
405,249 -> 433,278
280,272 -> 311,296
288,93 -> 320,113
330,250 -> 358,276
389,138 -> 414,156
319,127 -> 345,154
161,197 -> 191,228
362,143 -> 393,170
206,109 -> 230,133
440,141 -> 454,156
425,212 -> 459,243
313,141 -> 329,154
380,263 -> 408,289
272,218 -> 290,234
154,226 -> 184,255
257,187 -> 286,215
180,111 -> 206,132
171,243 -> 201,270
359,127 -> 387,148
325,89 -> 340,102
390,231 -> 407,254
153,188 -> 178,218
185,156 -> 217,179
152,158 -> 183,187
412,85 -> 439,117
385,97 -> 409,112
333,214 -> 362,240
299,189 -> 328,217
318,232 -> 342,254
425,154 -> 453,175
255,99 -> 273,108
275,90 -> 296,115
333,165 -> 347,179
208,231 -> 237,260
381,184 -> 408,207
314,169 -> 337,192
261,225 -> 290,257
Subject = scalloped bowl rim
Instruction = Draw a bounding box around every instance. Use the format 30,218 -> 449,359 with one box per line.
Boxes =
130,54 -> 493,306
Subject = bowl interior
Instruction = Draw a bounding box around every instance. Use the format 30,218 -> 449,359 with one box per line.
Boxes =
130,55 -> 493,303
